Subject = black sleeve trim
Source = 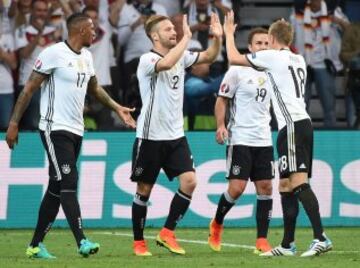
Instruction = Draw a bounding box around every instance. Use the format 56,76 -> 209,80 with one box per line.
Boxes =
188,52 -> 200,68
245,54 -> 265,71
33,69 -> 50,76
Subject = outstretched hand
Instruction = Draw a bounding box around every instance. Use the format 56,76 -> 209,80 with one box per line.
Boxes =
182,14 -> 192,39
210,12 -> 223,38
116,106 -> 136,129
223,10 -> 237,36
6,122 -> 19,149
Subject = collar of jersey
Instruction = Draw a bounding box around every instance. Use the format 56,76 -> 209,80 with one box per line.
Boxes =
65,40 -> 81,55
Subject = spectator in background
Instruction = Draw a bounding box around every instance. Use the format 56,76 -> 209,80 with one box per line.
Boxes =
8,0 -> 32,29
184,49 -> 223,130
116,0 -> 167,118
83,6 -> 117,129
291,0 -> 349,128
15,0 -> 58,130
340,21 -> 360,129
0,5 -> 17,130
47,0 -> 73,40
153,0 -> 181,16
184,0 -> 225,76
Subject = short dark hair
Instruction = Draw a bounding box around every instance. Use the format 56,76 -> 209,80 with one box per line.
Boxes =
66,13 -> 91,31
248,27 -> 268,44
31,0 -> 47,8
83,6 -> 98,15
144,15 -> 170,39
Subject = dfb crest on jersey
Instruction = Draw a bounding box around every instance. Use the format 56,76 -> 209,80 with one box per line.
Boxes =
61,164 -> 71,175
232,165 -> 241,175
251,52 -> 256,59
258,77 -> 266,86
220,83 -> 229,93
135,167 -> 143,176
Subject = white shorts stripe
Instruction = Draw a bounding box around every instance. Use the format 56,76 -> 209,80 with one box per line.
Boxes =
226,145 -> 233,178
44,130 -> 62,181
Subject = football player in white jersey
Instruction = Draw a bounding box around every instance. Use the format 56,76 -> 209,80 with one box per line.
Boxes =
5,13 -> 136,259
208,28 -> 274,254
223,11 -> 332,257
130,13 -> 222,256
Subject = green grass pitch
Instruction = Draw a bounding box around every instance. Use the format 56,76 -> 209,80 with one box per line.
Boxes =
0,227 -> 359,268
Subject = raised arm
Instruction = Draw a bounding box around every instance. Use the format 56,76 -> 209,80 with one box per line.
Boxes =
109,0 -> 126,27
155,15 -> 192,72
214,96 -> 228,145
87,76 -> 136,128
196,13 -> 223,64
6,71 -> 48,149
223,10 -> 250,67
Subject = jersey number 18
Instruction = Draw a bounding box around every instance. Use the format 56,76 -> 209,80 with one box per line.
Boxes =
288,66 -> 305,98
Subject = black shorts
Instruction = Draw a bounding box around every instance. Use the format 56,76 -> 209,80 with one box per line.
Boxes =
226,145 -> 274,181
277,118 -> 313,179
130,137 -> 195,184
40,130 -> 82,189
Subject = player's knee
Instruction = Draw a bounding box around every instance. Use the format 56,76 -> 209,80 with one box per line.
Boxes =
182,177 -> 197,194
256,181 -> 273,195
136,182 -> 154,196
228,179 -> 246,198
279,179 -> 292,192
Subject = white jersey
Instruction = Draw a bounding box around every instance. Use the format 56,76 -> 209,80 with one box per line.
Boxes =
0,32 -> 15,94
218,66 -> 272,147
136,50 -> 200,140
245,49 -> 310,131
15,24 -> 57,85
34,41 -> 95,136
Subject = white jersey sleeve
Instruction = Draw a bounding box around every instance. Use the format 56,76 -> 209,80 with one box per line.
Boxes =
218,66 -> 240,99
245,50 -> 275,71
137,52 -> 162,76
183,50 -> 200,68
33,46 -> 58,74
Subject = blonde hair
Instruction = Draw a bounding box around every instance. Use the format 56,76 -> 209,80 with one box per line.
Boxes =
144,15 -> 170,40
269,19 -> 294,46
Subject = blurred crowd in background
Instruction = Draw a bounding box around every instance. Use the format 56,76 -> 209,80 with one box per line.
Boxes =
0,0 -> 359,131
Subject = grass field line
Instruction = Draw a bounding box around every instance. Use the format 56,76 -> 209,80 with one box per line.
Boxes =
96,231 -> 360,254
97,231 -> 256,249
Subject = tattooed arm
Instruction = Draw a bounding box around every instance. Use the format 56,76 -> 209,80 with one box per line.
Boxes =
6,71 -> 47,149
87,76 -> 136,128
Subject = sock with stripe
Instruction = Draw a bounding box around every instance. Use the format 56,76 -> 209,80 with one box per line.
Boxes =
132,193 -> 149,241
30,189 -> 61,247
164,190 -> 192,230
214,191 -> 236,225
60,190 -> 86,247
256,195 -> 273,238
280,191 -> 299,248
293,183 -> 326,241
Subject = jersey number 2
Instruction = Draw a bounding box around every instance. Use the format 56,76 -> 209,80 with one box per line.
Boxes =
171,75 -> 179,89
77,72 -> 86,88
288,66 -> 305,98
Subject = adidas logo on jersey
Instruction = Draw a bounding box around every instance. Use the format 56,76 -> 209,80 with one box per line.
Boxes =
247,79 -> 254,84
68,62 -> 74,67
299,163 -> 307,169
